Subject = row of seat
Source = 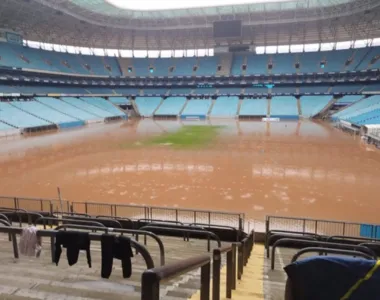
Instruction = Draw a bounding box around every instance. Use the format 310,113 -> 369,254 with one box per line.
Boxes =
332,95 -> 380,125
1,41 -> 380,76
134,96 -> 334,118
0,97 -> 126,130
1,84 -> 378,96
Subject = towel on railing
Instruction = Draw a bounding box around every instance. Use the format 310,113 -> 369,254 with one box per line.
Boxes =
284,256 -> 380,300
54,231 -> 91,268
19,226 -> 42,257
101,234 -> 134,279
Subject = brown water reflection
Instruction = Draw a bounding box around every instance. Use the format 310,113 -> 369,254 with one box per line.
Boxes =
0,119 -> 379,224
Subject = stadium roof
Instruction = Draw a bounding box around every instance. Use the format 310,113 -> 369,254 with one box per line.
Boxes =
0,0 -> 380,49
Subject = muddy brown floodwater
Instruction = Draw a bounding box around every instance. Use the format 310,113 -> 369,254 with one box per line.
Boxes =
1,119 -> 380,227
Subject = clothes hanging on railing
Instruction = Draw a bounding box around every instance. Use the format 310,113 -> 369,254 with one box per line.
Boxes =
19,226 -> 42,257
101,234 -> 134,279
54,231 -> 91,268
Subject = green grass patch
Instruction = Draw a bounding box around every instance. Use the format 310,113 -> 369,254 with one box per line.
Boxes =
124,125 -> 222,149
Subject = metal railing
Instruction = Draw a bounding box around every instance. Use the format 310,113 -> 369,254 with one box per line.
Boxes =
291,247 -> 374,262
266,215 -> 364,237
139,225 -> 221,252
270,238 -> 377,270
0,226 -> 154,268
0,196 -> 70,214
142,254 -> 211,300
0,196 -> 245,231
141,230 -> 255,300
55,224 -> 166,266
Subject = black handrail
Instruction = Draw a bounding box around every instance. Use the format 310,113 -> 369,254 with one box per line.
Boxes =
35,217 -> 106,229
291,247 -> 374,263
0,226 -> 154,269
0,213 -> 10,223
138,219 -> 184,226
327,235 -> 380,243
141,254 -> 211,300
140,225 -> 221,251
271,238 -> 376,270
265,230 -> 321,252
267,233 -> 317,258
63,216 -> 122,228
0,208 -> 43,226
0,219 -> 11,227
58,212 -> 91,218
54,224 -> 165,266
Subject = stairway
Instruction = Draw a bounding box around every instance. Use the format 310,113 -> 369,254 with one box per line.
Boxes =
267,98 -> 271,117
152,98 -> 165,115
118,57 -> 135,76
317,96 -> 339,118
130,99 -> 141,116
236,99 -> 243,117
190,244 -> 265,300
207,99 -> 217,117
297,98 -> 302,116
178,99 -> 189,117
216,53 -> 233,76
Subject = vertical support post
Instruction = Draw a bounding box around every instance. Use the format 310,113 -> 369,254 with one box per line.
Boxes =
50,236 -> 55,263
200,262 -> 211,300
141,270 -> 160,300
14,198 -> 18,210
315,220 -> 318,234
175,209 -> 178,223
226,250 -> 233,298
232,244 -> 237,290
194,211 -> 196,224
50,203 -> 53,215
238,243 -> 243,280
70,204 -> 74,213
40,200 -> 44,212
207,235 -> 210,252
212,249 -> 221,300
11,233 -> 19,259
302,219 -> 306,233
85,202 -> 88,215
343,223 -> 346,236
208,212 -> 211,226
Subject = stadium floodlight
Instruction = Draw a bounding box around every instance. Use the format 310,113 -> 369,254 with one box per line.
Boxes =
106,0 -> 293,11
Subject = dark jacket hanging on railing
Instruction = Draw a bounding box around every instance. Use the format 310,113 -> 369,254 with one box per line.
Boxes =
54,231 -> 92,268
101,234 -> 134,279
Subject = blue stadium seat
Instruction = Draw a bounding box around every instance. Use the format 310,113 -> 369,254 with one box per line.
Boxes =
300,96 -> 332,117
135,97 -> 162,117
239,98 -> 268,116
270,96 -> 299,118
210,96 -> 239,117
181,99 -> 212,119
155,97 -> 187,116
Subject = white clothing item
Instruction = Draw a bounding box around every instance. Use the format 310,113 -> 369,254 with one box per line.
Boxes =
19,226 -> 42,257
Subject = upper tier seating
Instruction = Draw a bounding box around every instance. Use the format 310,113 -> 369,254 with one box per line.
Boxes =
270,96 -> 299,117
193,87 -> 217,95
0,101 -> 51,128
11,100 -> 79,125
181,99 -> 212,117
155,97 -> 187,116
80,97 -> 125,117
36,97 -> 100,121
0,42 -> 121,76
3,42 -> 380,77
169,88 -> 192,95
210,96 -> 239,118
271,86 -> 296,94
299,85 -> 329,94
134,97 -> 162,117
239,98 -> 268,116
331,84 -> 363,93
60,97 -> 114,118
300,96 -> 332,117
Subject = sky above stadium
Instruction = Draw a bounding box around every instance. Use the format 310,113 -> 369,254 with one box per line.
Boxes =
105,0 -> 293,11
